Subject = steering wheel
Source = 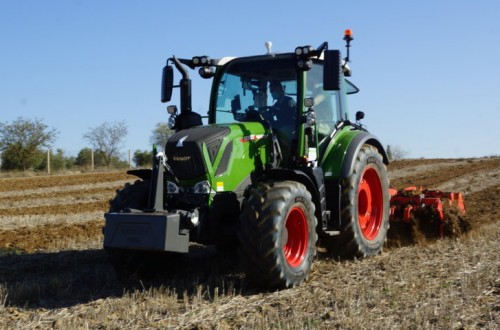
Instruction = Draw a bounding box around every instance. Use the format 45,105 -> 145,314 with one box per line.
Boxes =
242,106 -> 274,122
258,106 -> 279,122
243,106 -> 263,122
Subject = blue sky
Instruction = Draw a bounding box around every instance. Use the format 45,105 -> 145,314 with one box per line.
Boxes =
1,0 -> 499,159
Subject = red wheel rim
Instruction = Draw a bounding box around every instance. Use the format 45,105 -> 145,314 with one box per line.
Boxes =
358,167 -> 383,240
283,206 -> 308,268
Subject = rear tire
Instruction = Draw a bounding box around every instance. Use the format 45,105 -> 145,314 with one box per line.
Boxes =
239,181 -> 317,289
332,144 -> 390,258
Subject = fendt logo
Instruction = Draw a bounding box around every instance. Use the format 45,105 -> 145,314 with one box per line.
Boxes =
172,156 -> 191,162
176,135 -> 188,147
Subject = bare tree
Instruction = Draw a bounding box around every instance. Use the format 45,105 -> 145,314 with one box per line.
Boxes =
0,117 -> 58,171
387,144 -> 408,161
150,122 -> 174,150
83,121 -> 128,167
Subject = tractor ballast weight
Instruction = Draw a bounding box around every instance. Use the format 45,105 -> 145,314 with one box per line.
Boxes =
104,30 -> 393,288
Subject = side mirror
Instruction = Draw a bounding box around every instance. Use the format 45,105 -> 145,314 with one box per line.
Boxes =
355,111 -> 365,121
323,50 -> 342,91
161,65 -> 174,103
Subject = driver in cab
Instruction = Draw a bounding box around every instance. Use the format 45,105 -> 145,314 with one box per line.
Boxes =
269,81 -> 296,127
268,81 -> 296,163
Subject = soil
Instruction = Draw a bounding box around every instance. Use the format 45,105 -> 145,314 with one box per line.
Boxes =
0,171 -> 135,253
1,158 -> 498,253
0,158 -> 498,328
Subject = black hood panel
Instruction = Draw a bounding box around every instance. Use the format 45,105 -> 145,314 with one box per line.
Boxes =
166,126 -> 230,180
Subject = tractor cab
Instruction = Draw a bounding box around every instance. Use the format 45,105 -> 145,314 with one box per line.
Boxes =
209,54 -> 348,167
161,38 -> 354,169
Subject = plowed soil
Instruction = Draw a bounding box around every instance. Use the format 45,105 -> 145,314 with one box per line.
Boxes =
0,171 -> 135,252
1,158 -> 499,253
0,159 -> 498,329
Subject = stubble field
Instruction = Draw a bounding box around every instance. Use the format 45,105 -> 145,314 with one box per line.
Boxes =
0,158 -> 499,329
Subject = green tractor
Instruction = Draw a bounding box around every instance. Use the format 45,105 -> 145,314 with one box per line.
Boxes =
103,30 -> 390,288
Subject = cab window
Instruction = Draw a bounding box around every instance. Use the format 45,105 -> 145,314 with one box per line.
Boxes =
305,63 -> 340,138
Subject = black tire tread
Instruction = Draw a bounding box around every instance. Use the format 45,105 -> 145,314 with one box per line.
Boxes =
239,180 -> 317,288
329,145 -> 390,258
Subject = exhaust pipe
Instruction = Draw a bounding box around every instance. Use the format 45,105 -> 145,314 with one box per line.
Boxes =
172,56 -> 192,114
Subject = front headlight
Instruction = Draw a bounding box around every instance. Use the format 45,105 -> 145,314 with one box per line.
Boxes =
168,115 -> 176,129
305,109 -> 316,126
193,180 -> 211,194
166,181 -> 179,194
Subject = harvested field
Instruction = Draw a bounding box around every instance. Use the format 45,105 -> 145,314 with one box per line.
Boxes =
0,159 -> 498,329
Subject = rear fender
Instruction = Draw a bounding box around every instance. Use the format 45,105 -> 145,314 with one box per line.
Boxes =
321,130 -> 388,181
338,132 -> 389,180
320,130 -> 388,230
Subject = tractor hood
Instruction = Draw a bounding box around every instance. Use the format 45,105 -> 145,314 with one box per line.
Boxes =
166,126 -> 230,180
165,122 -> 271,190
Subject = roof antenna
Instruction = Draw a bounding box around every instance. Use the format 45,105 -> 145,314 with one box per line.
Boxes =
265,41 -> 273,55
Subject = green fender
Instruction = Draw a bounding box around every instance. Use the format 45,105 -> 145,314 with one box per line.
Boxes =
320,127 -> 388,181
319,127 -> 388,230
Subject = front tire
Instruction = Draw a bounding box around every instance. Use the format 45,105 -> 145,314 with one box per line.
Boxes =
239,181 -> 317,289
108,179 -> 150,212
334,144 -> 390,258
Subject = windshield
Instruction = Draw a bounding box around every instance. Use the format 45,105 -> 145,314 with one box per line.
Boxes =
213,57 -> 297,125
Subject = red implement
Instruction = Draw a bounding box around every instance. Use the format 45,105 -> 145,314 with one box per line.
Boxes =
389,186 -> 466,224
